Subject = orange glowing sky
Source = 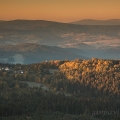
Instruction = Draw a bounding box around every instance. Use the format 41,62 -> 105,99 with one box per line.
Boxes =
0,0 -> 120,22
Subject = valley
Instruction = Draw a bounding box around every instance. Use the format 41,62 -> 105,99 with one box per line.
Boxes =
0,43 -> 87,64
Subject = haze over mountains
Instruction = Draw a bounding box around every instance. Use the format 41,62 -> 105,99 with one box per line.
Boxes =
0,43 -> 86,64
0,20 -> 120,63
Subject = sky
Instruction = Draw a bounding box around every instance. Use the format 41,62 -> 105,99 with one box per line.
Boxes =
0,0 -> 120,22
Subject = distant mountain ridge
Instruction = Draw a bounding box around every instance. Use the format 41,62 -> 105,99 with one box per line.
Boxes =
0,20 -> 120,46
70,19 -> 120,25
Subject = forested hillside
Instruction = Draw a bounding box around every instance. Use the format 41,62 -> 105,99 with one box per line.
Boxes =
0,58 -> 120,119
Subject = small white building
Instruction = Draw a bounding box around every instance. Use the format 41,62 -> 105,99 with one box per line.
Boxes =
5,67 -> 9,71
21,71 -> 24,74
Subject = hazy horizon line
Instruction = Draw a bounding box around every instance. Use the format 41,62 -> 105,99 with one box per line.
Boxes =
1,19 -> 120,23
